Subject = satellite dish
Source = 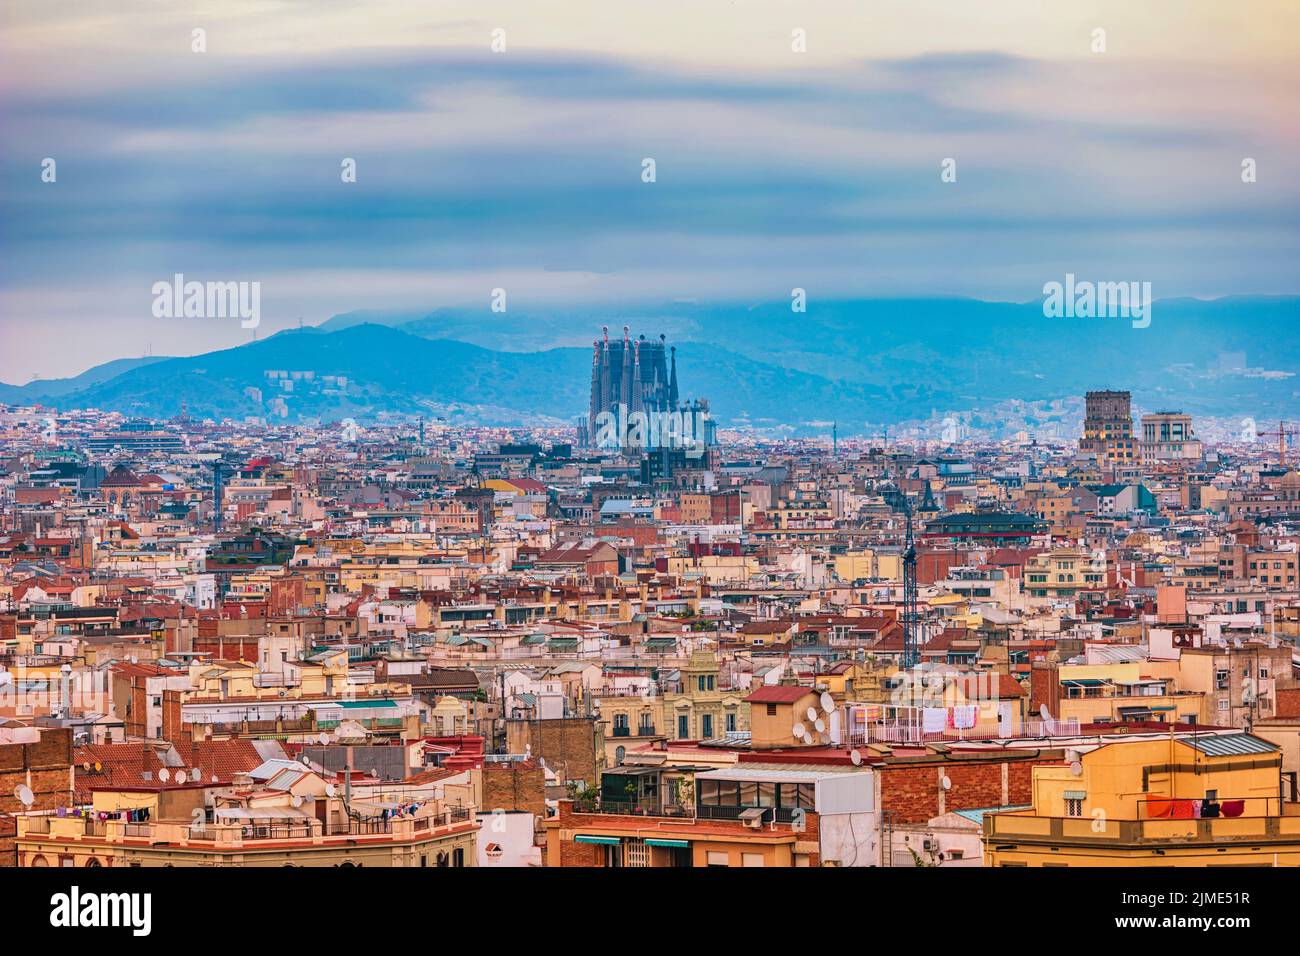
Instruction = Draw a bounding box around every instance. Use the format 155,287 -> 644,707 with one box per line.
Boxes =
806,707 -> 818,722
14,784 -> 33,808
291,794 -> 305,808
792,722 -> 806,739
191,768 -> 202,782
1070,761 -> 1083,776
814,718 -> 826,733
325,783 -> 338,797
820,692 -> 834,713
940,776 -> 952,791
158,768 -> 171,783
1039,704 -> 1052,721
819,732 -> 832,745
318,732 -> 330,746
850,750 -> 862,766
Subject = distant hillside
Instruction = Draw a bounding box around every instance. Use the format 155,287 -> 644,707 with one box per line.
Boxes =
16,296 -> 1299,431
0,356 -> 170,404
330,296 -> 1300,421
29,325 -> 913,429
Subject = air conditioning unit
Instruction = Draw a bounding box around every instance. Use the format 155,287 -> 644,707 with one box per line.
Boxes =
739,807 -> 766,829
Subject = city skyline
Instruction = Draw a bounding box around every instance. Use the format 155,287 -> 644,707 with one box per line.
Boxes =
3,0 -> 1299,381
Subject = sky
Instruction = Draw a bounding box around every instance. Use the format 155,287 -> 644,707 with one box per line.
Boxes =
1,0 -> 1297,382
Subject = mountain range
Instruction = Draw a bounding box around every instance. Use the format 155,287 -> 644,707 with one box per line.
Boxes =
4,296 -> 1297,434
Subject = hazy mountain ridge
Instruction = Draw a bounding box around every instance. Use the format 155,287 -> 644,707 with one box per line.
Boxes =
9,297 -> 1298,431
17,325 -> 913,429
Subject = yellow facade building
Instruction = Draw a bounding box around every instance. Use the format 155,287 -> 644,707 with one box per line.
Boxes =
985,733 -> 1300,866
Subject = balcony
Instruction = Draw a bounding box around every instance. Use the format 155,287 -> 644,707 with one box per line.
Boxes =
20,807 -> 477,849
986,798 -> 1300,846
696,804 -> 799,824
596,800 -> 691,818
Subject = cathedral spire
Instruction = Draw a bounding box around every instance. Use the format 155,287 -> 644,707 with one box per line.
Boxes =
669,345 -> 679,408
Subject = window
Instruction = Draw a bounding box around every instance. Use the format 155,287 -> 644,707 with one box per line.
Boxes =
1065,798 -> 1083,817
706,851 -> 729,867
726,712 -> 737,732
677,715 -> 689,739
765,704 -> 777,716
742,853 -> 765,867
701,714 -> 713,739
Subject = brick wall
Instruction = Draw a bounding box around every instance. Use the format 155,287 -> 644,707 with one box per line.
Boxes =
0,728 -> 74,866
879,755 -> 1048,824
482,760 -> 547,819
1029,659 -> 1061,719
506,717 -> 601,790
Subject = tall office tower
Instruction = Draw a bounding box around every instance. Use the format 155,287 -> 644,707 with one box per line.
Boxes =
587,325 -> 679,432
1079,389 -> 1136,467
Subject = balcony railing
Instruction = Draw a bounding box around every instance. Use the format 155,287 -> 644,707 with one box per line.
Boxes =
696,804 -> 799,824
986,800 -> 1300,845
23,808 -> 476,847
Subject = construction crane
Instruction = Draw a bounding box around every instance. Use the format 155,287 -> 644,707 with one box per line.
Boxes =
211,454 -> 241,534
889,480 -> 921,669
1258,420 -> 1299,469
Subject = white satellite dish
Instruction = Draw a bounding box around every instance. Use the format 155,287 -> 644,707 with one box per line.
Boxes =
940,776 -> 952,791
820,692 -> 834,713
191,768 -> 202,782
806,707 -> 818,722
325,783 -> 337,797
14,784 -> 33,808
814,718 -> 826,733
318,732 -> 330,746
291,794 -> 305,808
158,768 -> 171,783
1038,704 -> 1052,721
850,750 -> 862,767
819,732 -> 832,745
1070,761 -> 1083,777
792,722 -> 806,739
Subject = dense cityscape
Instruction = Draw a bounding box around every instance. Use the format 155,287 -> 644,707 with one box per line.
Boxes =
3,349 -> 1300,873
4,0 -> 1297,936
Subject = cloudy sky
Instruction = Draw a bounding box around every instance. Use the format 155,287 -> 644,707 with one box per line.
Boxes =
1,0 -> 1297,382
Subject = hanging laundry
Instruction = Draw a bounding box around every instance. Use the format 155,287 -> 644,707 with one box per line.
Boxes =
1220,800 -> 1246,818
1171,800 -> 1196,819
1202,800 -> 1220,818
922,708 -> 947,733
953,705 -> 978,730
1145,798 -> 1174,819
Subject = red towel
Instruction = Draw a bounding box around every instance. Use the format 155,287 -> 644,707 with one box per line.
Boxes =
1146,798 -> 1174,819
1220,800 -> 1245,818
1171,800 -> 1196,819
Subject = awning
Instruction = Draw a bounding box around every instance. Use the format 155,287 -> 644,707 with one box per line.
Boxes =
1063,791 -> 1086,800
574,835 -> 620,845
645,838 -> 689,848
214,806 -> 316,821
